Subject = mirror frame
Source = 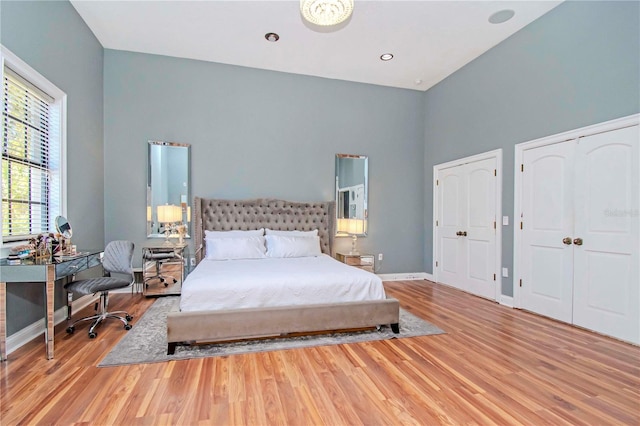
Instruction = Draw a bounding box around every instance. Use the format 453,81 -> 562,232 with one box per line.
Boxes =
55,215 -> 72,239
335,153 -> 368,237
147,140 -> 191,239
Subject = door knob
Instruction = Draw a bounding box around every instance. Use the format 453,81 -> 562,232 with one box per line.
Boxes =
573,238 -> 583,246
461,231 -> 467,237
456,231 -> 462,236
562,237 -> 572,245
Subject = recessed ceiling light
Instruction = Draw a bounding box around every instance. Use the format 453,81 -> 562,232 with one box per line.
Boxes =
380,53 -> 394,61
488,9 -> 515,24
265,32 -> 280,42
415,79 -> 423,85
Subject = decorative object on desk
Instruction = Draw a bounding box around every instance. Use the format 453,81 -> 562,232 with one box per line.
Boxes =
98,296 -> 445,367
33,233 -> 54,260
10,243 -> 35,259
337,217 -> 365,253
54,215 -> 73,254
157,204 -> 182,244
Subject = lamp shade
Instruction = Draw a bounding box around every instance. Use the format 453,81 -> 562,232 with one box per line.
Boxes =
337,218 -> 364,235
157,204 -> 182,223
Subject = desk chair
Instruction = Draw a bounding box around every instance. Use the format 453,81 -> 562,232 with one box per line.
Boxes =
64,240 -> 135,339
143,248 -> 180,287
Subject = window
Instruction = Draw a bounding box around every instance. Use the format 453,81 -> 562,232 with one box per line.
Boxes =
1,46 -> 66,243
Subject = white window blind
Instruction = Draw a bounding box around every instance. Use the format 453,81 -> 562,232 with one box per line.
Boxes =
2,65 -> 62,241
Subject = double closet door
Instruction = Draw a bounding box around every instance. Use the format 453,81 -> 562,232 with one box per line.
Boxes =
436,156 -> 498,300
520,124 -> 639,344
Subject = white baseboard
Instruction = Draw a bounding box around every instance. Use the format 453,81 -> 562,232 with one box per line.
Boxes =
6,294 -> 99,356
500,295 -> 514,308
378,272 -> 430,281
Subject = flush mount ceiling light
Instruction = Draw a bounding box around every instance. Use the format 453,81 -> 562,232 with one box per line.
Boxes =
300,0 -> 354,26
265,32 -> 280,42
380,53 -> 394,61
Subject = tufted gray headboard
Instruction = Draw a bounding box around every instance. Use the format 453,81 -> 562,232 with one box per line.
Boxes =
194,197 -> 336,264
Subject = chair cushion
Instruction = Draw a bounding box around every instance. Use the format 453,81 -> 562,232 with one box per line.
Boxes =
64,277 -> 131,295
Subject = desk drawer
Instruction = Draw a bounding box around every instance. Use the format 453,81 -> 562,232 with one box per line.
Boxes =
87,253 -> 102,269
345,256 -> 374,266
55,257 -> 87,278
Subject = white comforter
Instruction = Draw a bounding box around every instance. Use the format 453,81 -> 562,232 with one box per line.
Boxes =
179,254 -> 386,312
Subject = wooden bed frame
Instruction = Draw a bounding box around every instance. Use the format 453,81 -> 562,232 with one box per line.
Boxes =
166,197 -> 400,354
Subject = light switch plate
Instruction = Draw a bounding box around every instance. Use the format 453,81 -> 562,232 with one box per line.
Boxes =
502,216 -> 509,226
502,267 -> 509,277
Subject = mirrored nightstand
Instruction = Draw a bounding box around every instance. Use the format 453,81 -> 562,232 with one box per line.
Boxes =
335,252 -> 375,273
142,242 -> 189,297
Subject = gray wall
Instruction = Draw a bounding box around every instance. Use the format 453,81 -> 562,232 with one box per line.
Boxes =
0,1 -> 105,334
3,0 -> 638,339
103,50 -> 425,272
423,1 -> 640,296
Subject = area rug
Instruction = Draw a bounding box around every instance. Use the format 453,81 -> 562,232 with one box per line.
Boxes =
98,296 -> 445,367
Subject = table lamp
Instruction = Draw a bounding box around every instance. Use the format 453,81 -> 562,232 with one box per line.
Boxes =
157,204 -> 182,244
337,218 -> 365,254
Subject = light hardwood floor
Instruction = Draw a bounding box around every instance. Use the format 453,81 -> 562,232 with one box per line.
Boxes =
1,280 -> 638,425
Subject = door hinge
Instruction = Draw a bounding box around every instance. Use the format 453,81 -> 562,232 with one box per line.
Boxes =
493,221 -> 496,229
436,220 -> 438,226
436,261 -> 439,267
521,164 -> 524,172
520,221 -> 523,230
436,179 -> 439,186
519,279 -> 522,287
494,169 -> 497,176
493,273 -> 496,281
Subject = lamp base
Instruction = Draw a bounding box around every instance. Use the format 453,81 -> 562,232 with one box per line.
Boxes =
350,234 -> 358,254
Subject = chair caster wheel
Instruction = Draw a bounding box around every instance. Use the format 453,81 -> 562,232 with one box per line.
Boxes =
124,324 -> 132,330
88,332 -> 97,339
164,282 -> 169,287
125,315 -> 133,321
66,326 -> 75,334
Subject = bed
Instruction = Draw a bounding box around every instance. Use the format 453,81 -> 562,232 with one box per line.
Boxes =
166,197 -> 400,354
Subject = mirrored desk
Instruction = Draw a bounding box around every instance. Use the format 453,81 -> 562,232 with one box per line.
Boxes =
0,250 -> 102,361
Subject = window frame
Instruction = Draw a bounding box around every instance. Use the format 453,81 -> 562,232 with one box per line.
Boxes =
1,45 -> 67,249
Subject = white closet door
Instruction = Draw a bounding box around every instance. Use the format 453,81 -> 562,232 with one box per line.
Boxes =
438,166 -> 466,289
437,158 -> 497,299
521,142 -> 575,323
465,158 -> 497,300
572,125 -> 639,344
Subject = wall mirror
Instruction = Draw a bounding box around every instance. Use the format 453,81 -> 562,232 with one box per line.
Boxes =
335,154 -> 368,236
147,140 -> 191,239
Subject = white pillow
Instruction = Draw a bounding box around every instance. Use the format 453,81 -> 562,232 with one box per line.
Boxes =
205,228 -> 264,238
265,235 -> 322,258
265,228 -> 318,237
205,236 -> 267,260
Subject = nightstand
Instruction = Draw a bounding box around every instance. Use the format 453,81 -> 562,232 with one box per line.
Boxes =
142,242 -> 188,297
335,252 -> 375,273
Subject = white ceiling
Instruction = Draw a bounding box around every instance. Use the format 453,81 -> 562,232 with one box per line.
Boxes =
70,0 -> 562,91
